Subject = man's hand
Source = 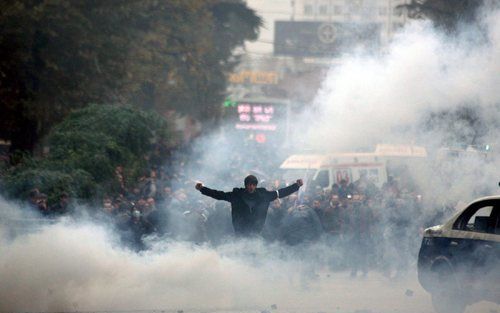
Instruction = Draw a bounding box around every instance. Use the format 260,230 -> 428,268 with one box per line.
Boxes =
296,179 -> 303,187
195,182 -> 203,190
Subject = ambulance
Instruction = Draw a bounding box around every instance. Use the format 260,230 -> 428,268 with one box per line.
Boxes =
279,144 -> 427,191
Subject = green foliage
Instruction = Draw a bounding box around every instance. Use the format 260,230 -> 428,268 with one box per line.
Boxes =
3,104 -> 173,202
3,167 -> 94,204
399,0 -> 488,32
0,0 -> 261,151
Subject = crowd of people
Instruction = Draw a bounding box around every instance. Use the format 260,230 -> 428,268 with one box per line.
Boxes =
22,139 -> 455,278
260,173 -> 439,278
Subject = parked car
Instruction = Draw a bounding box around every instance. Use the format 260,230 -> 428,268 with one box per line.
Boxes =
418,196 -> 500,313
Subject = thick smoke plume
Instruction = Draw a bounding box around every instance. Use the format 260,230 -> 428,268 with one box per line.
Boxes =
297,9 -> 500,205
0,215 -> 435,313
1,5 -> 500,313
305,11 -> 500,151
0,220 -> 266,312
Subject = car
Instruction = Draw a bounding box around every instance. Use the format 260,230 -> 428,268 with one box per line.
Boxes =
418,196 -> 500,313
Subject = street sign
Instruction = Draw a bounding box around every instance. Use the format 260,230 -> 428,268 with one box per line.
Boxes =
229,71 -> 279,85
274,21 -> 381,57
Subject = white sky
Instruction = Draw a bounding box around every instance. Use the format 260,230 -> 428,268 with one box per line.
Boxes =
245,0 -> 293,55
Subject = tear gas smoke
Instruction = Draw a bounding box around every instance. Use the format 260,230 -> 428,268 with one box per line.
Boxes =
304,13 -> 500,151
298,8 -> 500,204
0,211 -> 435,313
1,5 -> 500,313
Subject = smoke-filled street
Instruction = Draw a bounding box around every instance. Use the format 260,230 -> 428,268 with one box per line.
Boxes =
0,216 -> 498,313
1,1 -> 500,313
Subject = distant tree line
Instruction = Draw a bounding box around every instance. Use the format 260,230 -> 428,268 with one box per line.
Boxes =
398,0 -> 492,33
0,0 -> 261,152
2,104 -> 173,203
0,1 -> 261,202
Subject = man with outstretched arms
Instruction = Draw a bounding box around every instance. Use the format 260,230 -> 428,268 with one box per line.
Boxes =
195,175 -> 303,236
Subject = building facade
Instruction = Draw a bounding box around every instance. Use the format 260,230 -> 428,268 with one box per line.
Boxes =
231,0 -> 412,106
296,0 -> 409,46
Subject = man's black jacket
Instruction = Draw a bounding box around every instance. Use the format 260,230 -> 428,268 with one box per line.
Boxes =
200,183 -> 300,235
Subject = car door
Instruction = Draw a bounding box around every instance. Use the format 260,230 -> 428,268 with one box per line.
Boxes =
451,200 -> 500,299
485,205 -> 500,301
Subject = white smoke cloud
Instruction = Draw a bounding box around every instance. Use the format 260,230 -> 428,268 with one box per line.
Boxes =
2,6 -> 500,313
0,218 -> 440,313
0,221 -> 266,312
304,11 -> 500,151
289,8 -> 500,206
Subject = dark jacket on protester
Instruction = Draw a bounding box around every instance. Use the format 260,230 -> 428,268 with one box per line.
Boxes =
200,183 -> 300,235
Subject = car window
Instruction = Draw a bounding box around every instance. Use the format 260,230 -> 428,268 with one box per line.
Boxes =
466,206 -> 493,233
334,169 -> 352,185
453,200 -> 499,234
315,170 -> 329,188
359,168 -> 380,184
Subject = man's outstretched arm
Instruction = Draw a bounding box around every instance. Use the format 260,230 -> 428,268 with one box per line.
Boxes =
278,179 -> 303,198
266,179 -> 303,201
195,182 -> 232,202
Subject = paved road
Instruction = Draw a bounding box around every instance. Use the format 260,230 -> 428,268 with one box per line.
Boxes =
239,270 -> 499,313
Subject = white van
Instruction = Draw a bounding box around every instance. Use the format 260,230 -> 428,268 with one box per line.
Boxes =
280,145 -> 427,191
280,153 -> 387,190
